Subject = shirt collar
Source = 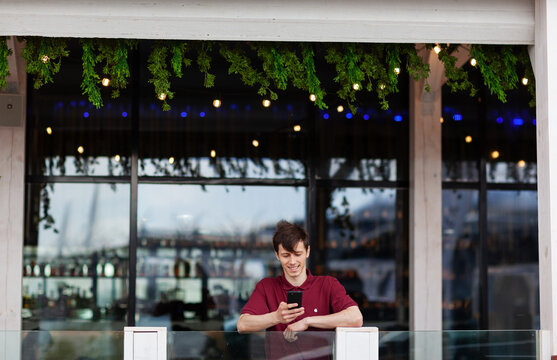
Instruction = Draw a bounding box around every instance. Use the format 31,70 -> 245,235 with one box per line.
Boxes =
280,269 -> 314,291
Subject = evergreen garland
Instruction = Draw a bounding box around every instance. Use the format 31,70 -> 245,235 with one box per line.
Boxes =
1,37 -> 535,111
0,37 -> 11,89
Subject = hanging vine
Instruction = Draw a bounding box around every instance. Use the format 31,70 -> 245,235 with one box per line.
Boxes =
1,37 -> 536,111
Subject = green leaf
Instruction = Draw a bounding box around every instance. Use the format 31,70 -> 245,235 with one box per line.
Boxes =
0,37 -> 12,90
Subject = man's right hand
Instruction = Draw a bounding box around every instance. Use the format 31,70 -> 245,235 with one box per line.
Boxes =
274,301 -> 305,324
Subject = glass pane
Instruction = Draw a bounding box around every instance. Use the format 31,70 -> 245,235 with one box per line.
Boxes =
485,101 -> 536,183
23,183 -> 130,330
442,190 -> 480,330
316,101 -> 409,181
136,184 -> 305,329
487,190 -> 539,329
27,42 -> 132,177
316,188 -> 408,329
441,85 -> 480,182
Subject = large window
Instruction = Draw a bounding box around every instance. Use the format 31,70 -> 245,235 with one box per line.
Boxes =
441,64 -> 538,330
24,40 -> 410,331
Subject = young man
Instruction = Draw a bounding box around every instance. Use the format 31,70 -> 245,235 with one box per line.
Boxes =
237,220 -> 363,358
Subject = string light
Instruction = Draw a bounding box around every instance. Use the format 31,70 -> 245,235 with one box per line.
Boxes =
394,67 -> 401,75
309,94 -> 316,102
440,117 -> 444,123
491,150 -> 500,159
465,135 -> 472,143
210,150 -> 216,158
522,77 -> 529,85
517,160 -> 526,168
252,139 -> 260,147
293,125 -> 301,132
470,58 -> 477,67
158,93 -> 167,101
352,83 -> 360,90
114,154 -> 121,162
46,127 -> 52,135
102,78 -> 110,87
337,105 -> 344,113
262,99 -> 271,108
77,146 -> 84,154
41,55 -> 50,63
433,45 -> 441,54
169,157 -> 175,164
213,99 -> 222,108
379,84 -> 386,90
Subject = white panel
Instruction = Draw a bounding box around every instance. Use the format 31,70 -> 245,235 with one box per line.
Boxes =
535,0 -> 557,355
124,327 -> 167,360
335,327 -> 378,360
0,0 -> 534,44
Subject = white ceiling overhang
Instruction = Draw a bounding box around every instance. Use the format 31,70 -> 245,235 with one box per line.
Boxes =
0,0 -> 534,44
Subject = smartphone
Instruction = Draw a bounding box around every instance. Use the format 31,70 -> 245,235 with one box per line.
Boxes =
287,290 -> 303,309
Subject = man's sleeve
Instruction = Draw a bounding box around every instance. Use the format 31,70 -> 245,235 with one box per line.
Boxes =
240,280 -> 270,315
329,277 -> 358,313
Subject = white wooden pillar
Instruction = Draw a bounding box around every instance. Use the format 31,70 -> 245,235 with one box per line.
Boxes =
409,46 -> 444,360
533,0 -> 557,358
0,37 -> 26,338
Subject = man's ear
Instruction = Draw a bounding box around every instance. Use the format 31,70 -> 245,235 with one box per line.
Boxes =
306,246 -> 310,258
275,251 -> 280,261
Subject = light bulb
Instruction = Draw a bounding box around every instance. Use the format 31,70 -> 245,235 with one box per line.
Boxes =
77,146 -> 84,154
522,77 -> 529,85
394,67 -> 401,75
46,127 -> 52,135
379,84 -> 386,90
440,117 -> 444,124
252,139 -> 259,147
169,157 -> 175,164
517,160 -> 526,168
433,45 -> 441,54
293,125 -> 301,132
309,94 -> 316,102
158,93 -> 167,101
491,150 -> 500,159
337,105 -> 344,113
262,99 -> 271,108
213,99 -> 222,108
210,150 -> 216,158
470,58 -> 477,67
41,55 -> 50,63
465,135 -> 472,143
102,78 -> 110,87
114,154 -> 121,162
352,83 -> 360,90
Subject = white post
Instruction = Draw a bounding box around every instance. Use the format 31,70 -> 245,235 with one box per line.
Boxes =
0,37 -> 25,360
124,327 -> 167,360
534,0 -> 557,358
335,327 -> 378,360
409,46 -> 444,333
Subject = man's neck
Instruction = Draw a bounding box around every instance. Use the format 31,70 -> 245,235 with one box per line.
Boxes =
285,270 -> 307,287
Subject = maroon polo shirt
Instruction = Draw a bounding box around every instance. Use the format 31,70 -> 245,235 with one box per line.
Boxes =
240,270 -> 358,360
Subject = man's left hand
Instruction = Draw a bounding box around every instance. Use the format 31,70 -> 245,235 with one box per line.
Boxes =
283,317 -> 310,342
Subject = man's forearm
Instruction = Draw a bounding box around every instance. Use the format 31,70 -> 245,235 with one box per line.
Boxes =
237,312 -> 279,333
305,306 -> 363,329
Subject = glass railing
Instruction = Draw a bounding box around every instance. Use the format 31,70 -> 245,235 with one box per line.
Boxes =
0,330 -> 542,359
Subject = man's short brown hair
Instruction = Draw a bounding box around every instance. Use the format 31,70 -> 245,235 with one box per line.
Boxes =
272,220 -> 309,253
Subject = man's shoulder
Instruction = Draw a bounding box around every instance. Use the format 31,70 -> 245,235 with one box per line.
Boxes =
256,276 -> 282,288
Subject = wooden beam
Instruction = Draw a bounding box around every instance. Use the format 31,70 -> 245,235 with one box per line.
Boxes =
0,0 -> 534,44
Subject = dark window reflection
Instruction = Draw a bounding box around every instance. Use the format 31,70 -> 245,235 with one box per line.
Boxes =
315,188 -> 408,329
23,183 -> 130,330
135,185 -> 305,330
442,190 -> 480,330
487,191 -> 539,329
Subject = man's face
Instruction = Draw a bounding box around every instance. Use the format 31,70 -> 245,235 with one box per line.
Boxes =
275,241 -> 310,279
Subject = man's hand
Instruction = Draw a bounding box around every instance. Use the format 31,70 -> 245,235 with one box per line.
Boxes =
274,301 -> 304,324
283,317 -> 310,342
